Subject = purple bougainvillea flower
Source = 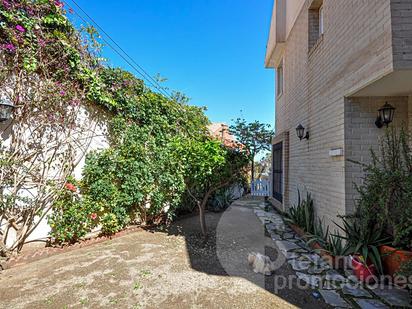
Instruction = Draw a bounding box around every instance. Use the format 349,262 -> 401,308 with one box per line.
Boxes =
38,38 -> 46,47
59,90 -> 66,96
70,99 -> 80,107
54,0 -> 64,8
2,43 -> 15,52
2,0 -> 11,9
15,25 -> 26,33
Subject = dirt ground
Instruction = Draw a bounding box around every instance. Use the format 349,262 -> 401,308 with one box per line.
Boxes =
0,199 -> 330,309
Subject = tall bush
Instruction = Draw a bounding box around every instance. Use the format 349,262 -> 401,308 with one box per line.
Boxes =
176,139 -> 249,236
0,0 -> 247,250
79,69 -> 212,227
353,128 -> 412,250
48,181 -> 100,244
0,0 -> 99,254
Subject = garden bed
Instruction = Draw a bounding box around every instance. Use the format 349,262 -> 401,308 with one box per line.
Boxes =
4,225 -> 144,270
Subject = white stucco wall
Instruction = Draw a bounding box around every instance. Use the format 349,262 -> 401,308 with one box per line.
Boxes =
0,104 -> 110,247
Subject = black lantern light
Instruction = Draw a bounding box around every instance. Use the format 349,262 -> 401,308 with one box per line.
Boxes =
296,124 -> 309,140
375,102 -> 395,128
0,100 -> 14,122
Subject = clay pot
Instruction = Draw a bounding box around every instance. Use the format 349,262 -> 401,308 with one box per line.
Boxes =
317,250 -> 346,270
289,224 -> 324,252
351,255 -> 377,283
310,241 -> 322,250
290,224 -> 305,238
380,245 -> 412,278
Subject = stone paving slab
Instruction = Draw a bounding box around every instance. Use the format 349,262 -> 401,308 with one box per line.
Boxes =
325,270 -> 347,283
282,252 -> 299,260
308,265 -> 327,275
301,253 -> 322,264
288,259 -> 311,271
282,232 -> 296,240
251,199 -> 412,309
318,289 -> 351,308
355,299 -> 389,309
342,284 -> 372,298
370,285 -> 412,308
275,240 -> 302,252
296,272 -> 321,288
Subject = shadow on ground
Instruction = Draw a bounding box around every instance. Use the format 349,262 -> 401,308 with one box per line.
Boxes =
0,197 -> 330,309
149,197 -> 331,309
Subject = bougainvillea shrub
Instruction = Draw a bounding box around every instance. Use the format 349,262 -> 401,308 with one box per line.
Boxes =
48,180 -> 101,244
0,0 -> 247,250
0,0 -> 101,253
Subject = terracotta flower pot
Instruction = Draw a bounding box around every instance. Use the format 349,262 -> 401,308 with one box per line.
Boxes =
380,245 -> 412,278
319,251 -> 346,270
351,255 -> 377,284
290,224 -> 305,238
311,241 -> 322,250
328,255 -> 346,270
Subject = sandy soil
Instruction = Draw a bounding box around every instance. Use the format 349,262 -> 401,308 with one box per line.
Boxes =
0,199 -> 330,309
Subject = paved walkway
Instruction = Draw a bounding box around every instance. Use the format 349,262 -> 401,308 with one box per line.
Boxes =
0,197 -> 332,309
1,197 -> 409,308
250,198 -> 412,309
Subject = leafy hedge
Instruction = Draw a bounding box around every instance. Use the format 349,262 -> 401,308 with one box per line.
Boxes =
0,0 -> 247,246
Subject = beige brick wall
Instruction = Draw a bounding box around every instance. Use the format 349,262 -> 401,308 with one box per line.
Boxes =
391,0 -> 412,69
409,96 -> 412,130
272,0 -> 395,228
344,96 -> 409,214
308,7 -> 321,51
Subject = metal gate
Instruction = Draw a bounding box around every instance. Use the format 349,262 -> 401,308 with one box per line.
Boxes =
251,179 -> 270,196
272,142 -> 283,202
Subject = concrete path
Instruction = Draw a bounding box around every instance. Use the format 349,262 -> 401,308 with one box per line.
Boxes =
0,197 -> 330,309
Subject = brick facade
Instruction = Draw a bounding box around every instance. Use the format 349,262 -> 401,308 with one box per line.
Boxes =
344,96 -> 410,213
267,0 -> 412,228
391,0 -> 412,69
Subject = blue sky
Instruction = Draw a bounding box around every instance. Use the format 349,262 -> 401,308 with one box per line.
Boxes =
67,0 -> 275,127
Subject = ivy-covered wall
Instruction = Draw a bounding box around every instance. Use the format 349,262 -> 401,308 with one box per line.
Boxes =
0,0 -> 247,251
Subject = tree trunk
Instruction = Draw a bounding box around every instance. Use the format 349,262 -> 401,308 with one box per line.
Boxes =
198,190 -> 214,238
199,204 -> 207,237
196,180 -> 233,239
251,156 -> 255,183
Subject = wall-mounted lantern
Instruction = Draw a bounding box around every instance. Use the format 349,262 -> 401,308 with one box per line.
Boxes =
296,124 -> 309,140
375,102 -> 395,129
0,100 -> 15,122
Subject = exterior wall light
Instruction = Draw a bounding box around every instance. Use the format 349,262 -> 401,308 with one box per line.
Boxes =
0,100 -> 15,122
296,124 -> 309,140
375,102 -> 395,129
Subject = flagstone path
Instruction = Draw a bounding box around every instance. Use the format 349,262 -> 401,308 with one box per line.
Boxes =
250,198 -> 412,309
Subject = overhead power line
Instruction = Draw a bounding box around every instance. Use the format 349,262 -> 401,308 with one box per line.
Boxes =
63,0 -> 172,99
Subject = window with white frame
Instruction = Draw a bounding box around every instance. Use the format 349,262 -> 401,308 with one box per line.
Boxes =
319,5 -> 324,35
308,0 -> 324,51
277,62 -> 283,97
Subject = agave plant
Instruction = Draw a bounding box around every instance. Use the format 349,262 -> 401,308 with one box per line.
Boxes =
312,217 -> 329,240
285,190 -> 315,234
333,216 -> 391,274
323,233 -> 350,256
208,188 -> 235,212
306,218 -> 349,256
